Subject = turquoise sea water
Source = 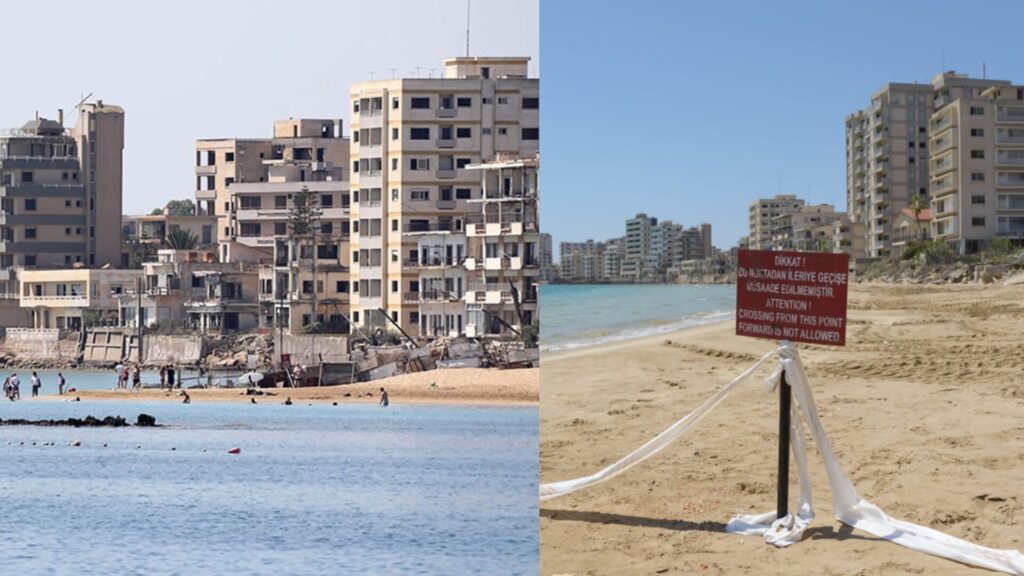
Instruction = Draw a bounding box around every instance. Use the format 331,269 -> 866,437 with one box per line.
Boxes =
0,399 -> 538,575
540,284 -> 736,351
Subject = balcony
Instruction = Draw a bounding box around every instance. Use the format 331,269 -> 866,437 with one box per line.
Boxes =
931,178 -> 957,197
996,130 -> 1024,145
0,156 -> 79,170
402,257 -> 459,270
195,164 -> 217,176
436,107 -> 457,119
873,161 -> 889,174
403,222 -> 461,234
996,151 -> 1024,166
436,168 -> 456,179
436,138 -> 456,149
996,173 -> 1024,188
0,182 -> 84,199
996,107 -> 1024,124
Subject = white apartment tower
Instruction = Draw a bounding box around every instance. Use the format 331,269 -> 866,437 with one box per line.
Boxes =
349,57 -> 539,336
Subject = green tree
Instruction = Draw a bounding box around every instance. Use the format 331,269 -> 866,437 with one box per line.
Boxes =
288,186 -> 323,329
166,228 -> 199,250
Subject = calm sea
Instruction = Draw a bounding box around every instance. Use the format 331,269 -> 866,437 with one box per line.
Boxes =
0,397 -> 538,575
540,284 -> 736,351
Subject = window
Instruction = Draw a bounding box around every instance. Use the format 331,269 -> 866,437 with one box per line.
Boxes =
971,150 -> 985,159
456,188 -> 472,200
972,172 -> 986,181
225,152 -> 235,162
440,187 -> 453,201
352,101 -> 359,113
391,189 -> 399,201
456,127 -> 471,138
410,127 -> 430,140
275,195 -> 287,208
21,172 -> 33,183
391,219 -> 398,231
25,228 -> 37,239
456,158 -> 472,169
482,127 -> 492,135
352,251 -> 359,263
522,128 -> 539,140
411,190 -> 430,201
24,199 -> 36,211
971,217 -> 986,226
239,196 -> 261,209
24,255 -> 36,266
353,131 -> 359,143
240,223 -> 260,236
392,98 -> 399,110
274,223 -> 286,235
392,128 -> 399,140
497,96 -> 508,104
522,97 -> 539,109
391,158 -> 398,170
482,97 -> 493,105
65,227 -> 71,235
457,97 -> 472,107
908,142 -> 915,148
971,195 -> 986,205
391,281 -> 398,292
321,194 -> 333,207
302,281 -> 314,294
498,127 -> 508,135
410,311 -> 419,323
970,106 -> 985,116
970,128 -> 985,137
409,158 -> 430,171
321,222 -> 333,234
411,97 -> 430,109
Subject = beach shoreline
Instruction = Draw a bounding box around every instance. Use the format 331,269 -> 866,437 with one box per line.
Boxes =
540,282 -> 1024,575
22,367 -> 539,407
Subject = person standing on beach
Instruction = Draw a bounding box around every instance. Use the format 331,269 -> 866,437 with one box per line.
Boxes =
379,387 -> 389,407
3,376 -> 11,401
30,372 -> 41,397
159,365 -> 167,390
58,372 -> 66,395
132,365 -> 141,392
114,363 -> 124,390
167,365 -> 176,389
10,373 -> 20,400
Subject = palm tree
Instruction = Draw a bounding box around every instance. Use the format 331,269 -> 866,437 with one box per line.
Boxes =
909,193 -> 925,241
165,228 -> 199,250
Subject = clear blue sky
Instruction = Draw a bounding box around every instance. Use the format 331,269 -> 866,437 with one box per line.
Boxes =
0,0 -> 538,215
541,0 -> 1024,250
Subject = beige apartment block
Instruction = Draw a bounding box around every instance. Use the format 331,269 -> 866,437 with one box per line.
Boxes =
195,118 -> 348,262
74,101 -> 125,268
0,118 -> 87,289
748,195 -> 805,250
929,83 -> 1024,252
258,236 -> 351,334
463,157 -> 539,337
183,268 -> 259,333
19,267 -> 143,329
122,211 -> 217,252
846,73 -> 1010,258
349,56 -> 539,336
770,204 -> 843,252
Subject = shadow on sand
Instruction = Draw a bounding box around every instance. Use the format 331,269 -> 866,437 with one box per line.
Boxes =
540,508 -> 727,534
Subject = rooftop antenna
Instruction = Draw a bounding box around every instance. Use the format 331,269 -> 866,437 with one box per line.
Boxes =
429,68 -> 436,78
390,68 -> 397,79
413,66 -> 422,78
466,0 -> 471,57
369,71 -> 375,80
982,61 -> 987,79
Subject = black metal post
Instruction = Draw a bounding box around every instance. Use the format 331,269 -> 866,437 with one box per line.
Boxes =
777,368 -> 791,519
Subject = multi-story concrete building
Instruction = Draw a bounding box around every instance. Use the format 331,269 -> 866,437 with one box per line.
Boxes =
348,57 -> 538,335
621,213 -> 657,280
748,195 -> 805,250
770,204 -> 843,252
462,157 -> 539,337
19,267 -> 143,329
846,72 -> 1011,258
832,217 -> 868,264
928,82 -> 1024,252
75,101 -> 125,268
559,240 -> 606,282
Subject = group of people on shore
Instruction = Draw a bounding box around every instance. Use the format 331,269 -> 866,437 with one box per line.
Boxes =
114,363 -> 142,391
3,372 -> 68,400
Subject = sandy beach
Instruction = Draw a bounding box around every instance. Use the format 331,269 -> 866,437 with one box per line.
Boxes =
31,367 -> 538,407
540,282 -> 1024,575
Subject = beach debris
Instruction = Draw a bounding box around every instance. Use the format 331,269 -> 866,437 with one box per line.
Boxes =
70,440 -> 81,447
227,447 -> 241,455
0,415 -> 127,427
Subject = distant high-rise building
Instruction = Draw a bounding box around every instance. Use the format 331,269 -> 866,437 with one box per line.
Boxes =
845,72 -> 1010,258
748,195 -> 805,250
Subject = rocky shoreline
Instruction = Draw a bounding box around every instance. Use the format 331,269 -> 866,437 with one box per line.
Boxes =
859,255 -> 1024,285
0,413 -> 158,427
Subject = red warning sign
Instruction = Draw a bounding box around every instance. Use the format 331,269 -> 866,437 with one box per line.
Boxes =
735,249 -> 850,346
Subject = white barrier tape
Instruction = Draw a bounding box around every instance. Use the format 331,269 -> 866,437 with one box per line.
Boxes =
541,342 -> 1024,575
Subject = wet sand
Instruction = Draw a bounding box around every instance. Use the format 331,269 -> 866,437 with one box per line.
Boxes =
540,282 -> 1024,575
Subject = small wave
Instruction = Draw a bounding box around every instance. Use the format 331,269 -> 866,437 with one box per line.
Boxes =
541,309 -> 735,352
